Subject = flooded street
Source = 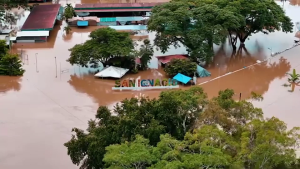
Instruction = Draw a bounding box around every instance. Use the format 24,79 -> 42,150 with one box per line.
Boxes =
1,1 -> 300,168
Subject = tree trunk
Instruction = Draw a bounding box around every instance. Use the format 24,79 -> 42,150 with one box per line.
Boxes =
228,32 -> 238,50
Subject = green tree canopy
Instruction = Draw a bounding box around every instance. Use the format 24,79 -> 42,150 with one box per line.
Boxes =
147,0 -> 242,62
0,53 -> 25,76
64,86 -> 206,168
65,87 -> 300,169
0,0 -> 29,27
212,0 -> 293,47
0,40 -> 25,76
164,58 -> 197,77
67,28 -> 137,69
63,3 -> 75,21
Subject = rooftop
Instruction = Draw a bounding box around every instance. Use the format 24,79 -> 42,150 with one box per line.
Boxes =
75,3 -> 162,10
157,54 -> 188,64
21,4 -> 60,31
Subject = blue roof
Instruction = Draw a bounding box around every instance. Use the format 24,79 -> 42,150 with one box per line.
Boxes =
173,73 -> 192,84
77,21 -> 89,26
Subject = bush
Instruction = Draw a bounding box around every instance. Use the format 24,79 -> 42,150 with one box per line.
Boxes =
164,59 -> 197,77
0,53 -> 25,76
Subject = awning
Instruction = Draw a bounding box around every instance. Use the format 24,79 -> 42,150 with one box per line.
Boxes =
77,20 -> 89,26
17,31 -> 49,37
197,65 -> 211,77
100,17 -> 116,22
94,66 -> 129,78
173,73 -> 192,84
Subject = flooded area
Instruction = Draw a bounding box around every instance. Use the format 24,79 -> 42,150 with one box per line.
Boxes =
1,0 -> 300,168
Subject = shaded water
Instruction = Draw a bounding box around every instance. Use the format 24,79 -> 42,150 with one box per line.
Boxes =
1,1 -> 300,168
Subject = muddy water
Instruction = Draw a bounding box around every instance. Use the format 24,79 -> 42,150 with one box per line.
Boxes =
1,1 -> 300,169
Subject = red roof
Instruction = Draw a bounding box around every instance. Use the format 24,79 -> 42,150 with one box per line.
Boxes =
21,4 -> 60,31
157,55 -> 188,64
75,9 -> 151,13
75,3 -> 162,9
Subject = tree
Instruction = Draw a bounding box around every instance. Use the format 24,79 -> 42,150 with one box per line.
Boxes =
239,117 -> 300,169
0,1 -> 29,29
288,69 -> 300,83
104,135 -> 157,169
67,28 -> 135,68
64,3 -> 75,21
164,59 -> 197,77
147,0 -> 242,62
213,0 -> 293,48
150,126 -> 235,169
64,87 -> 206,169
137,39 -> 154,70
65,87 -> 300,169
0,53 -> 25,76
0,40 -> 8,59
64,25 -> 72,34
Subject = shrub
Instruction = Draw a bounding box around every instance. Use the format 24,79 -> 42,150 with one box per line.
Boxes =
164,59 -> 197,77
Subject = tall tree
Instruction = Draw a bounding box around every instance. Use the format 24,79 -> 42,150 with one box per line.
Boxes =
67,28 -> 135,68
0,0 -> 28,29
104,135 -> 157,169
213,0 -> 293,48
147,0 -> 242,62
137,39 -> 154,70
64,87 -> 206,169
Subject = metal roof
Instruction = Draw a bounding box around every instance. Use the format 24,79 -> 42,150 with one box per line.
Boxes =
75,8 -> 152,13
21,4 -> 60,31
157,55 -> 188,64
75,3 -> 162,9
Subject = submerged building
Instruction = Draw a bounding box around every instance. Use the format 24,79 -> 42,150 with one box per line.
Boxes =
14,4 -> 62,43
73,3 -> 160,30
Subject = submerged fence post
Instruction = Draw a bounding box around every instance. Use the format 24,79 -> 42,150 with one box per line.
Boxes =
239,93 -> 242,101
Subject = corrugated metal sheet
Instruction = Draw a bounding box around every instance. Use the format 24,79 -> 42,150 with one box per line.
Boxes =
21,4 -> 60,31
100,17 -> 116,22
75,3 -> 162,9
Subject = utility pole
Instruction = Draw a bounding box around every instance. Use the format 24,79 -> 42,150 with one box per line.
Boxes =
55,57 -> 57,78
35,53 -> 38,72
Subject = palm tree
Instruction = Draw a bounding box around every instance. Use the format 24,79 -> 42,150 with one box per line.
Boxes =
283,69 -> 300,92
288,69 -> 300,83
64,26 -> 71,34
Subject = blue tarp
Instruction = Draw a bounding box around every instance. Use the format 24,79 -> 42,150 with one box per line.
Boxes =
173,73 -> 192,84
77,21 -> 88,26
197,65 -> 211,77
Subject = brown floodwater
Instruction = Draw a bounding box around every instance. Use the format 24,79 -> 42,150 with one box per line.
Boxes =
1,1 -> 300,168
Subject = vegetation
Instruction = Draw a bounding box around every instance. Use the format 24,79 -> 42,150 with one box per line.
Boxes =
282,69 -> 300,92
64,25 -> 72,34
65,87 -> 300,169
67,28 -> 153,71
288,69 -> 300,83
148,0 -> 293,62
0,1 -> 28,27
0,40 -> 24,76
164,59 -> 197,77
137,39 -> 153,70
64,3 -> 75,21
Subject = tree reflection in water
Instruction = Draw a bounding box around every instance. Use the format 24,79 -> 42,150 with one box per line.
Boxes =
69,55 -> 291,105
0,76 -> 21,93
